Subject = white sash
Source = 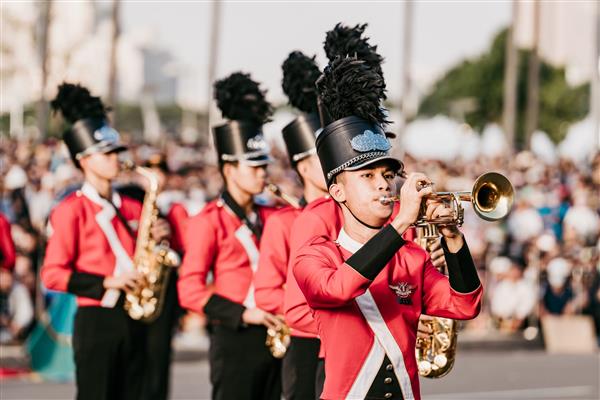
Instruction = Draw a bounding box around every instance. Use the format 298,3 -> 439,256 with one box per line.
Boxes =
81,183 -> 135,308
338,228 -> 415,400
234,224 -> 260,308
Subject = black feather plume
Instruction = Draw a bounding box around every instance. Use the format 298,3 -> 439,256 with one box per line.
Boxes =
50,83 -> 108,124
316,56 -> 389,126
323,23 -> 384,79
281,51 -> 321,114
214,72 -> 273,125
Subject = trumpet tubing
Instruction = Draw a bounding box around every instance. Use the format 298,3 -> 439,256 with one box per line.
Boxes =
379,172 -> 514,226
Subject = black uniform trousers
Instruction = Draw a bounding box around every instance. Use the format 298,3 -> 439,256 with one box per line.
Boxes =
73,302 -> 147,400
282,336 -> 320,400
209,324 -> 281,400
142,271 -> 180,400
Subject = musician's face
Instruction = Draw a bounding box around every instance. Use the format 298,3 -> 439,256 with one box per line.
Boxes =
225,162 -> 267,195
330,161 -> 397,225
80,151 -> 120,181
297,154 -> 327,192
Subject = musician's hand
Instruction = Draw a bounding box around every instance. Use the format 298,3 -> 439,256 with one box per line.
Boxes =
424,200 -> 463,252
427,238 -> 447,270
150,218 -> 171,243
242,308 -> 283,330
392,172 -> 434,234
103,271 -> 143,293
417,316 -> 434,340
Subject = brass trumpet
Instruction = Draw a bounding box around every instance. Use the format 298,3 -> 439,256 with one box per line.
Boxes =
379,172 -> 514,226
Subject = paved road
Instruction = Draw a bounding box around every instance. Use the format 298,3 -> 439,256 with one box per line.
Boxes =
2,351 -> 599,399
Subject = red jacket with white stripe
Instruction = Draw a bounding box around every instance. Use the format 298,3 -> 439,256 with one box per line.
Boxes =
177,198 -> 276,328
284,197 -> 412,339
41,183 -> 142,308
254,205 -> 301,315
283,197 -> 341,338
294,230 -> 483,400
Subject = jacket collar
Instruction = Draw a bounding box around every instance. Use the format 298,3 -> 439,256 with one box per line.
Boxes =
336,228 -> 364,254
81,182 -> 122,209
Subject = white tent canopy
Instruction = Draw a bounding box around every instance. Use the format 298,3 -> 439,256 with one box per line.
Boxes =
558,117 -> 598,164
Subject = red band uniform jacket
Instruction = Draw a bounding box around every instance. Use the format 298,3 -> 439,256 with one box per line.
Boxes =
254,205 -> 302,316
177,198 -> 276,328
294,227 -> 483,400
284,198 -> 412,340
41,183 -> 141,307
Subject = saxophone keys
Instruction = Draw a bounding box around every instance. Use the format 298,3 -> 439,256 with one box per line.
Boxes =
143,302 -> 156,315
418,360 -> 433,376
141,288 -> 154,298
434,354 -> 448,368
128,304 -> 145,320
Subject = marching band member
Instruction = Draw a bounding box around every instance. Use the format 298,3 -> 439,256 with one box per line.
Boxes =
117,154 -> 182,400
293,57 -> 483,400
282,23 -> 413,399
254,51 -> 328,400
178,73 -> 282,400
41,83 -> 171,400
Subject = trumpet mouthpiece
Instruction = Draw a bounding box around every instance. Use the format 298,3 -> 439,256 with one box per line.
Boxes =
379,196 -> 397,205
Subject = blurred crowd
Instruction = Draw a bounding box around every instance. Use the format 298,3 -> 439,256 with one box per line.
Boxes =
1,136 -> 599,345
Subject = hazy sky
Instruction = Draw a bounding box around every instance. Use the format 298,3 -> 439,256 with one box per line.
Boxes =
122,1 -> 511,108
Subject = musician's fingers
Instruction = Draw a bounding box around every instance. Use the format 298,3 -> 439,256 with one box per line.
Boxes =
263,313 -> 281,330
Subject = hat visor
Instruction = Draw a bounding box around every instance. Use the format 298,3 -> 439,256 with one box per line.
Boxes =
239,154 -> 273,167
76,142 -> 128,160
102,143 -> 128,154
344,155 -> 403,174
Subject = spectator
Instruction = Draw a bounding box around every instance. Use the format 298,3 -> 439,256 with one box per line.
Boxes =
490,258 -> 537,332
0,267 -> 34,344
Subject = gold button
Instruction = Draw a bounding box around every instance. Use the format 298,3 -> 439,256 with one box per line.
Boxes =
386,364 -> 393,371
384,377 -> 393,384
384,393 -> 393,399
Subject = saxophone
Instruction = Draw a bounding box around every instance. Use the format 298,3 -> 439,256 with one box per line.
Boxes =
262,183 -> 298,358
122,161 -> 181,322
415,224 -> 458,378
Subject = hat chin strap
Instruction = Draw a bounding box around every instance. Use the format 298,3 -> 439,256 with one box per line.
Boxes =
341,201 -> 385,230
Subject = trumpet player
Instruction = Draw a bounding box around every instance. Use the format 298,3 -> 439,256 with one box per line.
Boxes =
178,73 -> 282,400
41,83 -> 171,400
253,51 -> 328,400
292,57 -> 483,400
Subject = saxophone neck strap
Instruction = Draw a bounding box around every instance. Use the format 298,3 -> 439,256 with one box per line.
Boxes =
103,194 -> 136,239
221,190 -> 263,241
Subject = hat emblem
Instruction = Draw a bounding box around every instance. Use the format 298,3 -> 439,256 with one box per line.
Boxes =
247,134 -> 267,151
350,129 -> 391,153
93,125 -> 119,143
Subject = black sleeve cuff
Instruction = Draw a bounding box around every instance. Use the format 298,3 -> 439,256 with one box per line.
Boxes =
67,272 -> 106,299
346,225 -> 406,280
441,237 -> 481,293
203,294 -> 246,330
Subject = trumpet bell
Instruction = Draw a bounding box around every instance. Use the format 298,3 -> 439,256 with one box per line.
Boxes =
472,172 -> 514,221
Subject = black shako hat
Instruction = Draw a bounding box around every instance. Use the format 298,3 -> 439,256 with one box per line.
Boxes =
280,51 -> 322,166
65,119 -> 126,162
212,72 -> 273,167
212,120 -> 271,166
281,112 -> 320,165
51,83 -> 126,167
315,115 -> 401,186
